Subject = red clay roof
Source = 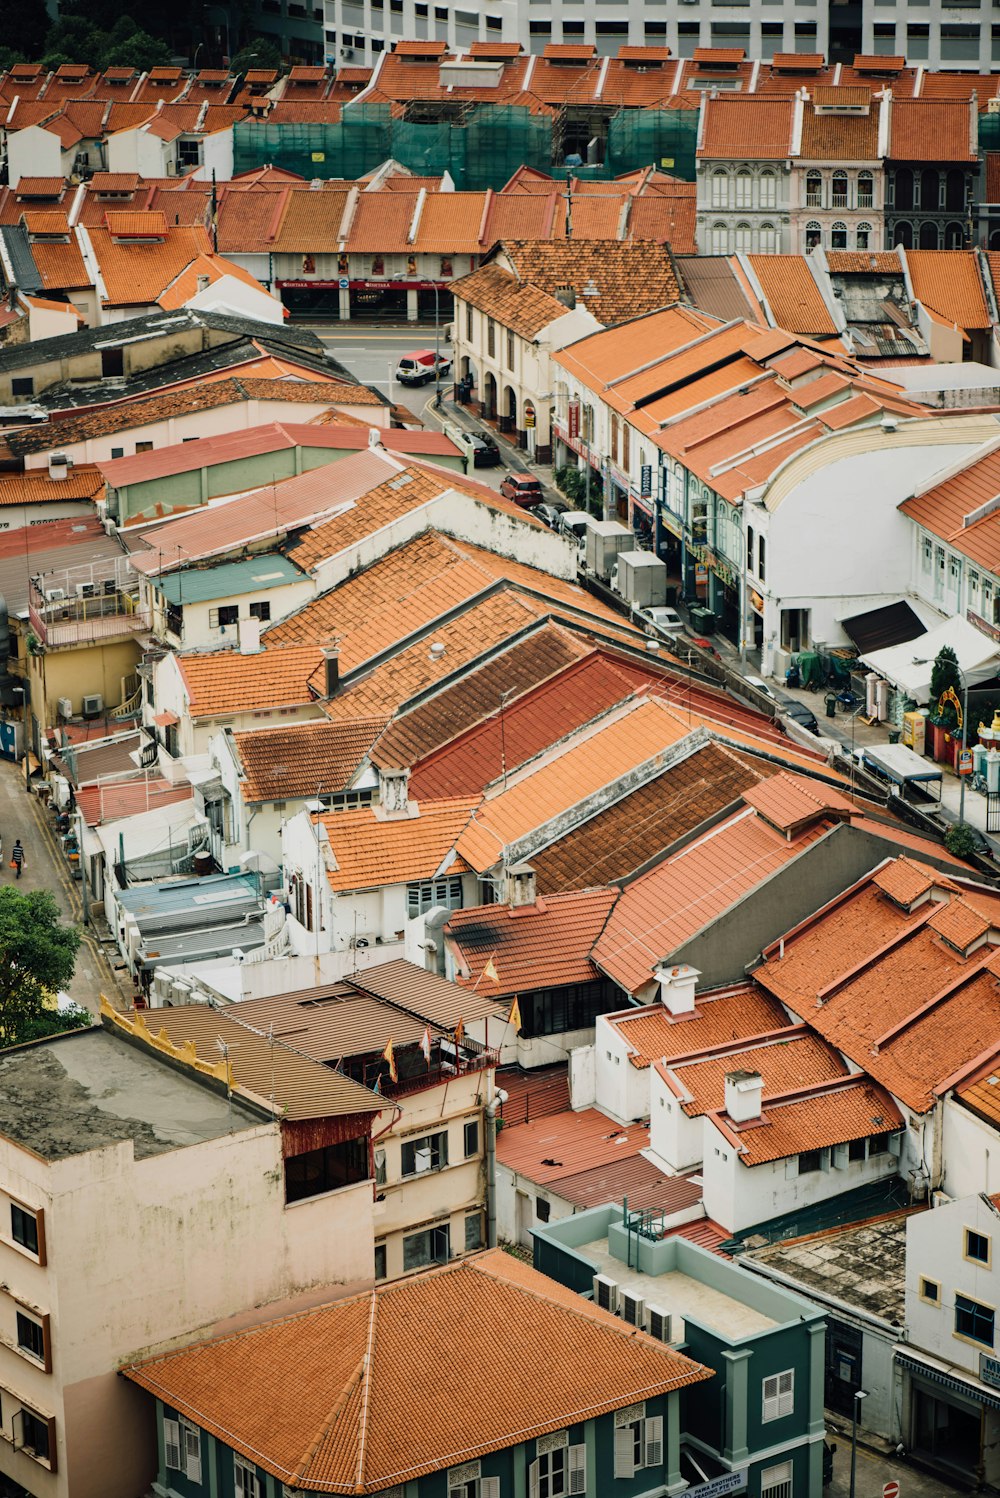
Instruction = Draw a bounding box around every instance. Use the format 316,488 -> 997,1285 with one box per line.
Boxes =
710,1074 -> 904,1165
446,888 -> 618,996
906,250 -> 991,330
123,1251 -> 709,1492
657,1027 -> 847,1117
698,96 -> 794,159
606,986 -> 791,1070
888,99 -> 976,162
319,798 -> 476,893
177,644 -> 323,718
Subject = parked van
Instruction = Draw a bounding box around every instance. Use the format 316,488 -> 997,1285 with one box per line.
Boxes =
443,423 -> 501,468
558,511 -> 593,549
395,350 -> 452,385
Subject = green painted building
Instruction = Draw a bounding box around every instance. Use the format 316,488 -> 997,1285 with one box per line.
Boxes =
533,1204 -> 828,1498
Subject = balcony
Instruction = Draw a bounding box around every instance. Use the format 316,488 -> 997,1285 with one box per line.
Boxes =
28,563 -> 150,650
345,1035 -> 498,1099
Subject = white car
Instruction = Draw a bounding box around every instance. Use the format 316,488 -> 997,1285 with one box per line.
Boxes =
637,605 -> 685,636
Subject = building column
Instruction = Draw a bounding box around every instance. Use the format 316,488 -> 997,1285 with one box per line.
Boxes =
722,1347 -> 752,1464
807,1320 -> 826,1436
665,1392 -> 685,1495
339,287 -> 350,320
406,289 -> 419,322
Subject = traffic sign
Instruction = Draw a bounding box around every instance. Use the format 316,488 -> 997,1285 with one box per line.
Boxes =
338,277 -> 350,290
883,1481 -> 900,1498
959,750 -> 974,776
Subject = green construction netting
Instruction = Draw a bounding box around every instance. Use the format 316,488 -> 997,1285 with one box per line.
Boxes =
234,102 -> 699,188
606,109 -> 698,181
979,110 -> 1000,156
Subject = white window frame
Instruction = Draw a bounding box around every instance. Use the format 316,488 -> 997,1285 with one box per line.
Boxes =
612,1404 -> 661,1478
183,1421 -> 202,1484
761,1459 -> 793,1498
528,1431 -> 586,1497
164,1417 -> 182,1471
762,1370 -> 795,1422
235,1452 -> 261,1498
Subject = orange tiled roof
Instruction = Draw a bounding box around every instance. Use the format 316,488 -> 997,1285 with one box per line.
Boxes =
741,771 -> 855,833
798,102 -> 878,161
497,240 -> 681,326
906,250 -> 992,330
747,256 -> 838,337
659,1027 -> 847,1116
698,95 -> 794,159
234,717 -> 388,803
592,797 -> 837,995
447,887 -> 618,995
86,222 -> 214,306
710,1075 -> 904,1165
319,796 -> 476,892
888,99 -> 977,163
608,986 -> 791,1069
0,467 -> 101,506
452,262 -> 567,339
900,444 -> 1000,574
177,644 -> 323,718
123,1250 -> 709,1492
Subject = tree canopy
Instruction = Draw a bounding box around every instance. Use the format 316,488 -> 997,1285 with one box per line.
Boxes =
0,888 -> 83,1050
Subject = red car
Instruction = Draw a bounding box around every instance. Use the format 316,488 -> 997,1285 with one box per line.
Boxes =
500,474 -> 544,508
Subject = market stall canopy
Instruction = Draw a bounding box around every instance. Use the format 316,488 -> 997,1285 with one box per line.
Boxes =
861,743 -> 942,799
860,615 -> 1000,703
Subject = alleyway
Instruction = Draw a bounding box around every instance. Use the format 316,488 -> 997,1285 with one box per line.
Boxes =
0,755 -> 129,1018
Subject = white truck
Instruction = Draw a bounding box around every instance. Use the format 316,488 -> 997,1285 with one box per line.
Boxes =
610,550 -> 668,608
584,520 -> 633,582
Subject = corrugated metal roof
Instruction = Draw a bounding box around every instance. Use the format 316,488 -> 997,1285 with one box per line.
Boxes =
157,554 -> 304,604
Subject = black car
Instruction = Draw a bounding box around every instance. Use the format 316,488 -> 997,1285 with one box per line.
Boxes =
782,699 -> 821,736
470,434 -> 501,468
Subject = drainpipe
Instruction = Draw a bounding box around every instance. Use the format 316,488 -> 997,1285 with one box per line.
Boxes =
484,1086 -> 508,1248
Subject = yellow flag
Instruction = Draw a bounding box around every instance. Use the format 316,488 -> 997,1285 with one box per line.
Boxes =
482,955 -> 499,984
454,1017 -> 465,1044
508,996 -> 522,1034
382,1036 -> 397,1083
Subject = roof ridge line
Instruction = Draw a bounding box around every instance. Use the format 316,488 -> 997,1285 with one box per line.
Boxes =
352,1291 -> 377,1490
660,1021 -> 813,1071
873,941 -> 997,1055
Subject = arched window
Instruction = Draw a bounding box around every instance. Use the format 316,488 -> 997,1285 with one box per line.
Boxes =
945,221 -> 965,249
919,221 -> 939,249
735,220 -> 752,253
759,222 -> 777,253
710,221 -> 728,255
805,221 -> 822,250
857,170 -> 874,209
832,170 -> 848,209
759,169 -> 777,208
990,230 -> 1000,250
831,221 -> 848,249
711,169 -> 729,209
894,167 -> 913,211
893,220 -> 913,249
806,171 -> 822,208
735,169 -> 753,209
920,169 -> 940,213
857,222 -> 873,250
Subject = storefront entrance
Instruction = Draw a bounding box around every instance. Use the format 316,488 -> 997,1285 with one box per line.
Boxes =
911,1386 -> 980,1478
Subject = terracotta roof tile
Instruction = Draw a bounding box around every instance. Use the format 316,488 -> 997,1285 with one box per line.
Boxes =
318,797 -> 475,892
872,855 -> 949,907
900,442 -> 1000,573
906,250 -> 991,329
741,771 -> 855,833
177,643 -> 323,718
712,1075 -> 904,1165
888,99 -> 977,162
608,986 -> 790,1069
86,222 -> 214,306
592,799 -> 835,995
660,1028 -> 846,1116
496,240 -> 681,326
269,185 -> 351,254
747,256 -> 838,336
123,1250 -> 709,1490
29,236 -> 91,292
927,897 -> 991,951
799,103 -> 878,161
698,96 -> 795,159
234,717 -> 388,802
0,467 -> 102,505
452,263 -> 567,340
497,1062 -> 570,1125
447,887 -> 618,995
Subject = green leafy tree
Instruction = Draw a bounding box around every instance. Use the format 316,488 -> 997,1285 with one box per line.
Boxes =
4,0 -> 50,60
945,822 -> 981,861
0,889 -> 81,1049
0,47 -> 27,71
100,28 -> 174,69
930,644 -> 962,730
231,38 -> 283,72
15,1001 -> 92,1046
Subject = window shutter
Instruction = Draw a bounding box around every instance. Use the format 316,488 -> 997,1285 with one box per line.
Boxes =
643,1416 -> 663,1470
482,1479 -> 500,1498
529,1457 -> 540,1498
184,1425 -> 202,1483
569,1442 -> 586,1494
44,1415 -> 58,1473
778,1370 -> 794,1417
762,1376 -> 778,1423
164,1419 -> 181,1470
614,1426 -> 635,1479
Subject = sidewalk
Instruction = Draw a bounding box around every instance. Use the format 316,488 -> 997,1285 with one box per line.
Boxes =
0,755 -> 130,1016
826,1422 -> 969,1498
425,395 -> 563,498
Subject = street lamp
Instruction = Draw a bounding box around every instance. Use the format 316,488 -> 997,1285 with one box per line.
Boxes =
849,1389 -> 868,1498
913,655 -> 970,826
432,281 -> 442,410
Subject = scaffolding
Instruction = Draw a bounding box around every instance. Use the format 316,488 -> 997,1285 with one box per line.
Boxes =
606,108 -> 699,181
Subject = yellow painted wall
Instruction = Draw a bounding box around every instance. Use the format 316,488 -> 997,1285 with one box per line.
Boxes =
27,640 -> 141,727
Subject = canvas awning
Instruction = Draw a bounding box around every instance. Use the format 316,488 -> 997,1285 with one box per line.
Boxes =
862,743 -> 942,798
860,615 -> 1000,703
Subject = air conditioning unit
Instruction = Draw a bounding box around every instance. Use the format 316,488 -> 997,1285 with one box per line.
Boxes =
82,693 -> 103,719
76,582 -> 97,599
57,697 -> 72,721
340,46 -> 354,58
647,1305 -> 673,1343
102,579 -> 117,596
43,587 -> 66,604
621,1290 -> 645,1329
593,1274 -> 618,1313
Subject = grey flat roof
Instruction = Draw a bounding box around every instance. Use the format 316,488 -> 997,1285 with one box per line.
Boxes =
0,1027 -> 263,1161
744,1213 -> 908,1324
157,554 -> 304,605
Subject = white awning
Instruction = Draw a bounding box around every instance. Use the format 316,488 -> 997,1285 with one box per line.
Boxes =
860,615 -> 1000,703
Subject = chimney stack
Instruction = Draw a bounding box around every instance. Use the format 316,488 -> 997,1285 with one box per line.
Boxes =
378,765 -> 410,815
507,862 -> 537,908
240,616 -> 261,654
724,1070 -> 763,1124
654,963 -> 699,1016
322,643 -> 340,698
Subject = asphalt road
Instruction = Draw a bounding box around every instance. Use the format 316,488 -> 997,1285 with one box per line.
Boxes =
302,321 -> 515,493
